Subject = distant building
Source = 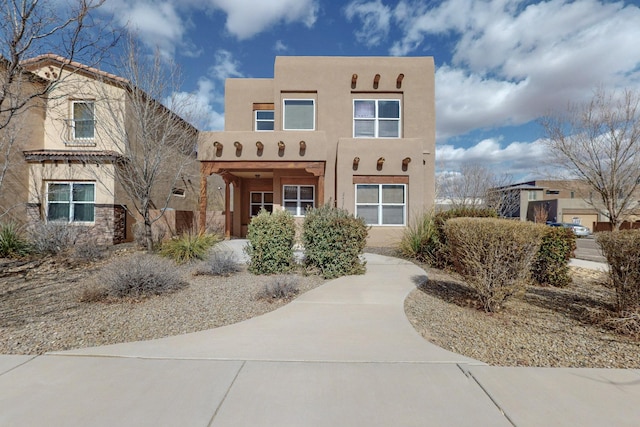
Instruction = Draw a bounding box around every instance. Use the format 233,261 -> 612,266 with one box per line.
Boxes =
491,179 -> 640,231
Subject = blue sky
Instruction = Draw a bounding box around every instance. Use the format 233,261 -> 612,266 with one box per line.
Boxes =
96,0 -> 640,181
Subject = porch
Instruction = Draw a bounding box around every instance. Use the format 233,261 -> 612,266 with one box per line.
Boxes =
199,161 -> 326,238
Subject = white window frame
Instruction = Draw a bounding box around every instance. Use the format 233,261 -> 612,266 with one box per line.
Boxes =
254,110 -> 274,131
282,185 -> 315,217
71,100 -> 95,140
46,181 -> 96,223
250,191 -> 274,216
353,99 -> 401,138
283,99 -> 315,131
355,183 -> 406,226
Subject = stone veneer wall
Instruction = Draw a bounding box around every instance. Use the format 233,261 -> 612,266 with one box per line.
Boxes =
26,204 -> 118,246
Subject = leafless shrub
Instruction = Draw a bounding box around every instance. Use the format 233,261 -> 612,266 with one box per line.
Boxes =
445,218 -> 545,312
133,222 -> 166,250
194,250 -> 241,276
71,242 -> 108,263
78,283 -> 109,303
27,221 -> 84,255
585,307 -> 640,339
260,275 -> 300,300
100,253 -> 186,298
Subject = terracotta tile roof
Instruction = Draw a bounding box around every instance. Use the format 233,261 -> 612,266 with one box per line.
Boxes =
23,149 -> 121,162
20,54 -> 129,85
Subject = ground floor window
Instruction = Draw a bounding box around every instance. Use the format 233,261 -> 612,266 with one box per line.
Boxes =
283,185 -> 314,216
355,184 -> 405,225
46,182 -> 95,222
250,191 -> 273,216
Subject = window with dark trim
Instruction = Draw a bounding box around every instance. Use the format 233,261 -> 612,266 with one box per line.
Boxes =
283,185 -> 314,216
250,192 -> 273,216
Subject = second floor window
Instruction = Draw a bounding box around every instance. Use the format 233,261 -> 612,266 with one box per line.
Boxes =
354,99 -> 400,138
283,99 -> 315,130
72,101 -> 95,140
255,110 -> 274,131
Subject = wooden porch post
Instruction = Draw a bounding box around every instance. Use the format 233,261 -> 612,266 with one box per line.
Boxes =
224,180 -> 231,239
199,164 -> 208,233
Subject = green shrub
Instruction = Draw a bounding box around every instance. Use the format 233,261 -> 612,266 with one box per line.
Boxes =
597,230 -> 640,312
445,217 -> 544,312
0,223 -> 31,258
398,210 -> 438,263
160,231 -> 220,264
245,209 -> 296,274
101,253 -> 186,298
531,226 -> 576,287
432,207 -> 498,268
302,204 -> 368,279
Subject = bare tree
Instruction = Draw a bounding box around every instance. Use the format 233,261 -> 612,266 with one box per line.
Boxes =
96,39 -> 200,251
0,0 -> 115,214
541,88 -> 640,229
438,163 -> 515,214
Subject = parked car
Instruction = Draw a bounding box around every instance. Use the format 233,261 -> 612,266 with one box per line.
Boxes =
547,222 -> 591,237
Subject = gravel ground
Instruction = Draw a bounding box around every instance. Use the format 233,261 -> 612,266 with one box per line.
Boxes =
3,247 -> 639,368
0,249 -> 325,355
404,265 -> 640,368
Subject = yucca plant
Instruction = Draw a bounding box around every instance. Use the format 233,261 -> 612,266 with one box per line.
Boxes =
0,223 -> 31,258
160,231 -> 220,264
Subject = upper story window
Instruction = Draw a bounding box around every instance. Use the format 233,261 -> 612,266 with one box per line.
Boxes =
255,110 -> 274,131
353,99 -> 400,138
71,101 -> 95,140
283,99 -> 315,130
46,182 -> 95,223
528,190 -> 537,201
254,103 -> 274,131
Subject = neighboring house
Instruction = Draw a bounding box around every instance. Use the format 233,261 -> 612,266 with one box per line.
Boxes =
14,54 -> 199,245
198,56 -> 436,245
0,59 -> 46,224
492,179 -> 640,231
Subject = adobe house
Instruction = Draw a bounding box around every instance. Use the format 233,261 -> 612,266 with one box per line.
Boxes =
198,56 -> 435,245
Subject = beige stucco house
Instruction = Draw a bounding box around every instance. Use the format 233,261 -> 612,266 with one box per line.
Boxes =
198,56 -> 436,245
11,55 -> 199,245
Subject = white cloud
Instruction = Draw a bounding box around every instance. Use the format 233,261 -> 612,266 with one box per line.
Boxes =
102,0 -> 189,59
170,78 -> 225,131
209,49 -> 244,81
274,40 -> 289,53
205,0 -> 319,40
384,0 -> 640,142
436,137 -> 548,179
344,0 -> 392,47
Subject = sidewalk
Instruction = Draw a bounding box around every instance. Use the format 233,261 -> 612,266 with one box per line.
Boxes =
1,250 -> 638,426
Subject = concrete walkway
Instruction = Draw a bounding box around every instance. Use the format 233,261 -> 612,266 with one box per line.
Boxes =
1,249 -> 639,426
